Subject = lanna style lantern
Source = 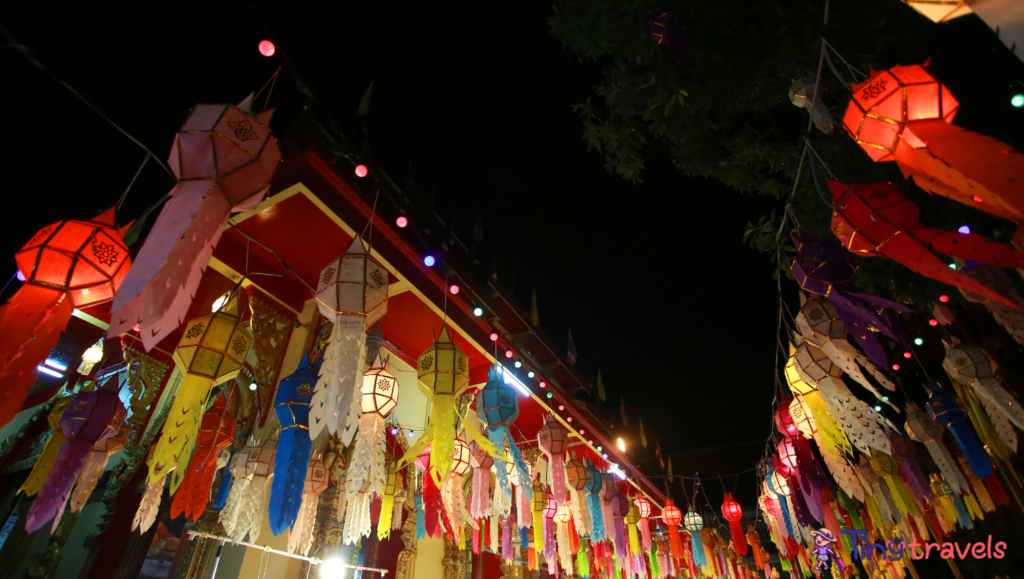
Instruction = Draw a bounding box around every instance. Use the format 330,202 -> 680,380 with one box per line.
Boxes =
270,354 -> 318,536
942,340 -> 1024,452
378,464 -> 401,541
70,424 -> 130,512
237,430 -> 278,543
842,64 -> 1024,236
553,504 -> 575,573
905,402 -> 968,493
888,432 -> 933,503
287,459 -> 328,555
721,493 -> 748,556
925,382 -> 993,479
869,451 -> 913,517
220,439 -> 260,538
508,453 -> 533,528
625,496 -> 641,556
109,98 -> 281,348
171,392 -> 237,521
473,365 -> 528,498
0,208 -> 129,428
830,180 -> 1024,307
684,509 -> 707,568
583,460 -> 606,542
956,264 -> 1024,346
660,498 -> 684,564
537,413 -> 569,505
531,477 -> 549,552
18,397 -> 74,497
150,294 -> 251,484
634,495 -> 652,551
27,378 -> 127,533
564,453 -> 591,539
311,235 -> 389,440
599,472 -> 617,545
403,327 -> 472,488
347,353 -> 400,520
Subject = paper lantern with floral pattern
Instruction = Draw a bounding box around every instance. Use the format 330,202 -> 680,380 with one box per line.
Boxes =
537,413 -> 569,506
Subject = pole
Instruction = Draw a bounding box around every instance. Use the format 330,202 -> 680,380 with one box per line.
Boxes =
209,539 -> 225,578
185,531 -> 388,575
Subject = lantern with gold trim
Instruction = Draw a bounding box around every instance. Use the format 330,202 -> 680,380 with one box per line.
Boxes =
634,495 -> 652,551
347,354 -> 399,502
149,294 -> 251,484
721,493 -> 747,556
531,477 -> 548,552
220,438 -> 259,537
27,378 -> 127,534
583,459 -> 605,542
538,413 -> 569,506
684,509 -> 707,568
564,453 -> 591,539
661,498 -> 684,563
378,464 -> 401,540
0,209 -> 129,428
311,235 -> 389,442
475,365 -> 531,502
270,354 -> 318,536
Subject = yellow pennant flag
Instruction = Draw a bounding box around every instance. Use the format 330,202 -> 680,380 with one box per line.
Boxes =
597,369 -> 606,402
667,458 -> 674,483
639,419 -> 648,448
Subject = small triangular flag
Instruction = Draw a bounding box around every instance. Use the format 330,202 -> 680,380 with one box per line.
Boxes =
596,369 -> 607,402
655,440 -> 664,469
620,395 -> 629,427
567,330 -> 578,365
530,286 -> 540,326
639,419 -> 647,448
667,458 -> 674,483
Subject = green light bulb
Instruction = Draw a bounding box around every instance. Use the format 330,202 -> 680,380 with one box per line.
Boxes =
914,338 -> 923,346
1013,94 -> 1024,108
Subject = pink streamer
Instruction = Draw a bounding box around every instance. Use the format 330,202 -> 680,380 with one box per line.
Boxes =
640,517 -> 652,552
518,486 -> 531,528
551,453 -> 567,505
26,439 -> 91,534
502,517 -> 514,561
472,468 -> 490,519
545,517 -> 555,560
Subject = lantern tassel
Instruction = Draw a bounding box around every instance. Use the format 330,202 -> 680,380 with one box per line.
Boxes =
0,286 -> 72,428
221,477 -> 251,537
378,491 -> 395,541
471,466 -> 491,519
690,529 -> 707,568
310,314 -> 366,440
132,475 -> 165,534
213,466 -> 233,510
586,492 -> 605,542
427,393 -> 456,487
110,182 -> 231,349
639,516 -> 652,552
288,488 -> 321,555
550,453 -> 567,506
532,507 -> 546,553
628,520 -> 640,555
423,469 -> 442,536
171,444 -> 222,521
729,519 -> 748,556
25,438 -> 92,534
973,376 -> 1024,434
149,373 -> 213,485
19,427 -> 68,497
70,446 -> 114,512
269,424 -> 313,535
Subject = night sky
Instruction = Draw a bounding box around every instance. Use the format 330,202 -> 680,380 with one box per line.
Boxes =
2,2 -> 779,508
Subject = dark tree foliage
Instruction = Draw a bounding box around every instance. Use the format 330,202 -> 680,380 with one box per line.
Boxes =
550,0 -> 1024,309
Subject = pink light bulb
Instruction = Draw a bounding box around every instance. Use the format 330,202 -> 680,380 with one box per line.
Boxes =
490,333 -> 498,342
258,40 -> 275,57
354,164 -> 368,178
396,216 -> 408,228
449,284 -> 460,295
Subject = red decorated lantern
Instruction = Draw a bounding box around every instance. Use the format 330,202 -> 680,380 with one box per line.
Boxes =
774,402 -> 799,437
661,497 -> 685,564
721,493 -> 748,556
0,209 -> 130,428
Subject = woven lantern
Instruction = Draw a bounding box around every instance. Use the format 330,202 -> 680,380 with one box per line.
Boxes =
361,354 -> 400,417
311,235 -> 389,439
269,354 -> 318,536
0,209 -> 129,428
684,508 -> 708,568
473,365 -> 529,499
414,327 -> 470,486
150,294 -> 251,483
537,413 -> 569,505
565,455 -> 587,491
346,353 -> 400,523
27,379 -> 127,534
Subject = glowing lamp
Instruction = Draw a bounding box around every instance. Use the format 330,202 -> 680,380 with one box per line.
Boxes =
473,307 -> 483,316
390,427 -> 398,435
683,510 -> 703,532
527,371 -> 534,378
929,318 -> 938,326
423,255 -> 435,267
903,352 -> 912,359
360,355 -> 400,417
616,437 -> 626,452
768,469 -> 790,496
602,453 -> 608,459
546,392 -> 553,399
773,404 -> 799,437
892,364 -> 900,370
451,438 -> 471,476
396,216 -> 408,228
972,195 -> 983,203
939,294 -> 949,303
539,381 -> 546,388
354,164 -> 368,178
554,504 -> 572,524
579,429 -> 584,435
597,446 -> 602,452
634,496 -> 651,519
1013,94 -> 1024,108
958,225 -> 971,234
565,456 -> 588,490
78,339 -> 104,374
258,40 -> 275,56
449,284 -> 459,295
490,333 -> 498,341
15,270 -> 25,282
211,294 -> 229,312
514,360 -> 521,368
721,494 -> 742,522
417,327 -> 470,483
777,437 -> 798,470
320,558 -> 346,578
248,382 -> 258,391
567,417 -> 573,423
558,405 -> 564,411
476,366 -> 520,427
505,350 -> 513,358
407,429 -> 415,438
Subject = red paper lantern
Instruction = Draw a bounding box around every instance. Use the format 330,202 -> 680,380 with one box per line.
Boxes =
0,209 -> 130,428
773,403 -> 799,437
661,499 -> 682,526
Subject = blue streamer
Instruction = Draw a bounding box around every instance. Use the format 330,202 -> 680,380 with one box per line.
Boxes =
416,494 -> 426,540
586,492 -> 605,543
520,526 -> 529,548
951,495 -> 974,530
489,429 -> 513,503
212,465 -> 233,510
691,530 -> 707,568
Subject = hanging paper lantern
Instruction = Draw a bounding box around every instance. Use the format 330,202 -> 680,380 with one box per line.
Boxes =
220,439 -> 260,537
0,209 -> 129,428
721,493 -> 748,556
18,397 -> 74,497
170,391 -> 237,520
925,382 -> 993,479
683,510 -> 707,568
531,477 -> 549,552
776,438 -> 798,471
661,497 -> 684,564
346,353 -> 400,537
270,353 -> 318,536
311,235 -> 389,442
287,459 -> 328,555
769,470 -> 790,496
843,64 -> 1024,235
583,459 -> 606,542
633,495 -> 653,552
26,379 -> 127,533
565,455 -> 587,491
942,340 -> 1024,452
149,294 -> 251,484
378,464 -> 401,541
472,365 -> 529,499
774,404 -> 799,437
791,230 -> 909,368
789,77 -> 833,133
831,180 -> 1024,307
70,424 -> 130,512
905,402 -> 970,493
537,413 -> 569,506
109,98 -> 280,347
